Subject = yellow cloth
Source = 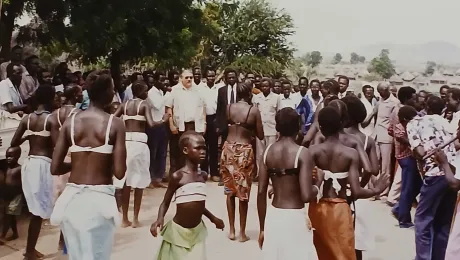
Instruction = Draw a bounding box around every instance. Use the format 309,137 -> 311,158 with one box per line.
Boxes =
157,220 -> 208,260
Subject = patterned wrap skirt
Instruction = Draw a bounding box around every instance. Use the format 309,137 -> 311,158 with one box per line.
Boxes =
220,141 -> 254,201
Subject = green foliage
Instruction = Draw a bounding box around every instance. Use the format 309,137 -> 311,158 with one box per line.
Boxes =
332,53 -> 342,64
199,0 -> 295,76
425,61 -> 436,76
284,58 -> 305,82
304,51 -> 322,68
368,49 -> 395,79
350,52 -> 366,64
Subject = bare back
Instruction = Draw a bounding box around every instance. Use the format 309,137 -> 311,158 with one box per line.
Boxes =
226,102 -> 264,143
263,140 -> 306,209
122,99 -> 149,133
58,109 -> 126,185
310,142 -> 357,199
24,113 -> 53,158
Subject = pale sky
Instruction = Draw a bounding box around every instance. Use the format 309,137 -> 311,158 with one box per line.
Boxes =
17,0 -> 460,55
267,0 -> 460,54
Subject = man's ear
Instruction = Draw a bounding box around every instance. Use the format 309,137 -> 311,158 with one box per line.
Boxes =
182,147 -> 188,155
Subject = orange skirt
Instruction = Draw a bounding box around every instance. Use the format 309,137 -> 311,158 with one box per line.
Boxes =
309,198 -> 356,260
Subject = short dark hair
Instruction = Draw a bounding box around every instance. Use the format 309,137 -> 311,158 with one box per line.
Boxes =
153,71 -> 165,81
328,99 -> 348,124
275,108 -> 300,136
398,105 -> 418,123
323,80 -> 340,95
440,85 -> 450,92
281,79 -> 291,85
11,45 -> 23,52
310,79 -> 321,87
448,88 -> 460,101
86,70 -> 113,104
362,84 -> 373,93
237,82 -> 252,100
426,96 -> 445,115
341,96 -> 367,125
338,75 -> 349,85
298,76 -> 308,85
6,63 -> 22,78
63,83 -> 81,101
179,130 -> 202,151
132,80 -> 147,97
130,72 -> 142,83
205,68 -> 216,77
397,86 -> 416,104
224,67 -> 237,78
35,84 -> 56,108
24,55 -> 39,65
318,107 -> 342,136
260,77 -> 273,87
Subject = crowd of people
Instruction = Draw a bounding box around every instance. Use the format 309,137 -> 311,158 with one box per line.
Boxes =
1,44 -> 460,260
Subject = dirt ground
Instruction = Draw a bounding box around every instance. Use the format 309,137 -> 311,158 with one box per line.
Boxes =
0,183 -> 416,260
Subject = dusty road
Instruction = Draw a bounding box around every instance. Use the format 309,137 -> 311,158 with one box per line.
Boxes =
0,183 -> 415,260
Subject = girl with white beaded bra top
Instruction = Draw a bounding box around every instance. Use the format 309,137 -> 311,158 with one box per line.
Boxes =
113,80 -> 169,228
10,84 -> 56,260
50,70 -> 127,260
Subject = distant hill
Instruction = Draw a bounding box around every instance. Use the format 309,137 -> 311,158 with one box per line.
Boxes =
360,41 -> 460,64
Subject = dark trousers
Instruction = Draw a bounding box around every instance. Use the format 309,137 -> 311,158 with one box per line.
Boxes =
201,115 -> 219,177
392,156 -> 422,227
168,131 -> 181,175
176,122 -> 197,169
415,175 -> 457,260
147,124 -> 167,181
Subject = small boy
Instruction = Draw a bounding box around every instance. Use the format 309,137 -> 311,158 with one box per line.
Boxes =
151,131 -> 224,259
0,146 -> 22,242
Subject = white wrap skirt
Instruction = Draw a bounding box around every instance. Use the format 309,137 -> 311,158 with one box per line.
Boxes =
262,205 -> 318,260
51,183 -> 120,260
113,132 -> 150,189
21,155 -> 55,219
352,199 -> 375,251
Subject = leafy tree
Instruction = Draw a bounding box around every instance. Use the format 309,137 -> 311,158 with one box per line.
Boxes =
199,0 -> 295,76
306,51 -> 322,67
425,61 -> 436,76
350,52 -> 360,64
368,49 -> 395,79
358,56 -> 366,63
0,0 -> 26,58
332,53 -> 342,64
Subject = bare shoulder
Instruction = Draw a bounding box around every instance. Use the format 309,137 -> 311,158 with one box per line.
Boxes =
170,170 -> 184,183
343,146 -> 359,161
111,116 -> 125,130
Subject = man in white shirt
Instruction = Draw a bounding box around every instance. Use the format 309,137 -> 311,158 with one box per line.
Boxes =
252,77 -> 280,175
278,80 -> 298,109
193,67 -> 206,88
200,68 -> 221,182
19,55 -> 40,101
0,45 -> 25,81
165,70 -> 206,168
146,72 -> 168,187
0,63 -> 27,114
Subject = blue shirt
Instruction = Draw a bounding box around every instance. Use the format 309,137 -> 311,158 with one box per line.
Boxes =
79,90 -> 90,110
296,95 -> 314,134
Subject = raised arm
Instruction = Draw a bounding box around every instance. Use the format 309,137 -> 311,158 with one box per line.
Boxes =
112,118 -> 127,180
49,113 -> 61,147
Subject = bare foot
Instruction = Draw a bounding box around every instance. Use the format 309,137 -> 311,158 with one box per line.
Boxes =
34,250 -> 44,258
121,220 -> 132,228
228,231 -> 236,241
151,182 -> 167,188
23,250 -> 43,259
239,234 -> 250,243
132,220 -> 141,228
6,234 -> 18,241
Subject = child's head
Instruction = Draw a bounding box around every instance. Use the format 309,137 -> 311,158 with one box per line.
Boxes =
318,107 -> 342,137
179,131 -> 206,164
6,146 -> 21,166
275,108 -> 299,137
398,105 -> 418,126
341,96 -> 367,127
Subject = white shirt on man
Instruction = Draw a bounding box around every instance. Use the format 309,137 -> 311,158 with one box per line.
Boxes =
200,83 -> 223,115
227,84 -> 237,104
278,94 -> 298,109
252,92 -> 280,136
147,86 -> 166,121
0,78 -> 23,110
165,83 -> 206,133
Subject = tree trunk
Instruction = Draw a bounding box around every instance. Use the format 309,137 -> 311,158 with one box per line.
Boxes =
0,7 -> 15,59
110,49 -> 122,93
